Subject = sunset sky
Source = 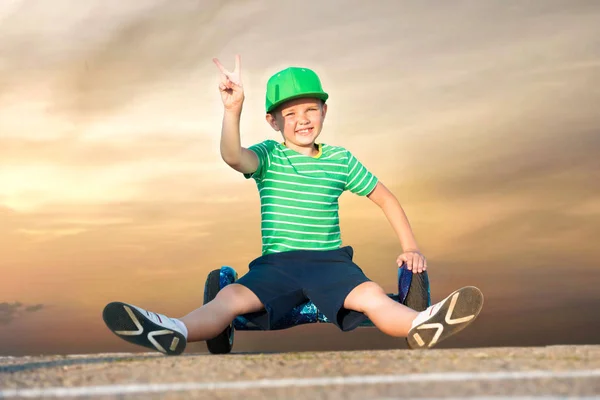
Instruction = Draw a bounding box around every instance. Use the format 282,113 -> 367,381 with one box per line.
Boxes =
1,0 -> 599,356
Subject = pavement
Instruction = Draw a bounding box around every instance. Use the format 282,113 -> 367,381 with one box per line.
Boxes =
1,345 -> 599,399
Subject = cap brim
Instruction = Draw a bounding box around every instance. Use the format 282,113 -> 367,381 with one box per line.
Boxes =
267,92 -> 329,113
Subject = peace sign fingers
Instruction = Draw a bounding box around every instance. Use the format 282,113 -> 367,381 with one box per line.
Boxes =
213,55 -> 245,111
213,55 -> 242,87
234,54 -> 241,75
212,57 -> 228,75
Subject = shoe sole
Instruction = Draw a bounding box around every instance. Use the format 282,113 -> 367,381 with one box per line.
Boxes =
407,286 -> 484,350
102,302 -> 186,356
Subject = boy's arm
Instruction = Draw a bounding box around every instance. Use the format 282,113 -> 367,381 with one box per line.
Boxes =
219,109 -> 258,174
213,55 -> 258,175
367,181 -> 427,272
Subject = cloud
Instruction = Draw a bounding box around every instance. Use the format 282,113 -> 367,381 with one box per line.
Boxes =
425,129 -> 600,201
0,302 -> 44,325
24,304 -> 45,313
449,206 -> 600,264
0,193 -> 259,275
0,132 -> 228,211
0,0 -> 260,117
0,134 -> 212,166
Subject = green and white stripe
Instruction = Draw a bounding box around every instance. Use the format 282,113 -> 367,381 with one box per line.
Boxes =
245,140 -> 378,255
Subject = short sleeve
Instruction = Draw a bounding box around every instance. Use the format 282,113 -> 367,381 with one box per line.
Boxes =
243,140 -> 279,181
345,150 -> 379,196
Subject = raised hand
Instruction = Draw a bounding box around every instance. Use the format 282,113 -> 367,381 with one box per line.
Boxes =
213,55 -> 244,111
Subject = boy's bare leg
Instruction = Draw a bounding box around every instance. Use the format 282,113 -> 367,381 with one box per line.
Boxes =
344,281 -> 483,348
103,283 -> 264,355
344,282 -> 418,337
179,283 -> 264,342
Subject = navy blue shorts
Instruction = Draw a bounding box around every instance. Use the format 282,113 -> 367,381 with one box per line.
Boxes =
235,246 -> 371,332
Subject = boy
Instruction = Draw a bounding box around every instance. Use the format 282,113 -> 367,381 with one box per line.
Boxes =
102,55 -> 483,356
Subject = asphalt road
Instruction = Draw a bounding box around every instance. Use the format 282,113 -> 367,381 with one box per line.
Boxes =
1,345 -> 599,399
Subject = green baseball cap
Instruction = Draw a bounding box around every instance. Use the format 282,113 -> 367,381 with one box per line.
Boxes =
265,67 -> 329,113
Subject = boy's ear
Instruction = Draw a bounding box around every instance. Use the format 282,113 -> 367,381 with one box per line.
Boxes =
265,113 -> 280,131
322,102 -> 328,118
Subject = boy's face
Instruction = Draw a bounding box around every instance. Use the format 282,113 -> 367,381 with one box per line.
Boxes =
266,97 -> 327,148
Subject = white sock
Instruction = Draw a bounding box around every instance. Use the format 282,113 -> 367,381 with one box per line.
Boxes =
172,318 -> 189,340
410,299 -> 445,330
129,304 -> 189,340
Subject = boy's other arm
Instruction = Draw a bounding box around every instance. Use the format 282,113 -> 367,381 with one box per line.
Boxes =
219,108 -> 258,174
367,181 -> 420,253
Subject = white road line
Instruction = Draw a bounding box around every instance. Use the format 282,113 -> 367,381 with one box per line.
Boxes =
377,397 -> 600,400
1,369 -> 600,398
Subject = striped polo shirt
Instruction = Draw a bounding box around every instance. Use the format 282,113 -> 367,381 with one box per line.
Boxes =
244,140 -> 378,255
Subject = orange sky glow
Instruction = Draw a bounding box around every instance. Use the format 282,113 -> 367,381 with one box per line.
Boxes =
1,0 -> 599,356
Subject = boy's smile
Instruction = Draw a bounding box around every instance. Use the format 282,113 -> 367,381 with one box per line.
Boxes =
296,127 -> 313,135
266,97 -> 327,157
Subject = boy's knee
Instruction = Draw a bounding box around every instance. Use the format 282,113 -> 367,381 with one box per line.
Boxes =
356,281 -> 387,299
214,284 -> 248,303
214,284 -> 264,314
345,281 -> 387,312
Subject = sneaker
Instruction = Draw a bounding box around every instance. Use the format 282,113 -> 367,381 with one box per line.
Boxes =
407,286 -> 483,349
102,302 -> 187,356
